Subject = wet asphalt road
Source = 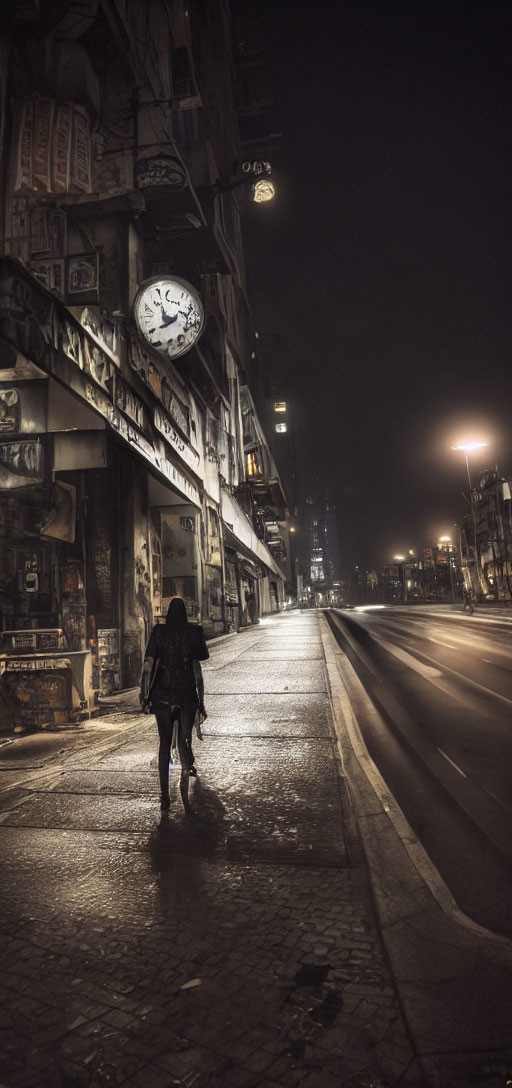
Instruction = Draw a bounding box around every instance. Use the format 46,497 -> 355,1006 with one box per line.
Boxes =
329,605 -> 512,937
0,612 -> 413,1088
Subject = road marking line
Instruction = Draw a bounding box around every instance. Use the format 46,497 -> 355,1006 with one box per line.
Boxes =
428,638 -> 457,649
436,747 -> 468,778
368,626 -> 512,707
372,637 -> 442,678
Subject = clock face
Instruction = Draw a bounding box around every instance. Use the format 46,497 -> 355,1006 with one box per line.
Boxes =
133,277 -> 204,360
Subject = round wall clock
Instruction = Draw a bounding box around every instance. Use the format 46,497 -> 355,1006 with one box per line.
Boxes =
133,276 -> 204,360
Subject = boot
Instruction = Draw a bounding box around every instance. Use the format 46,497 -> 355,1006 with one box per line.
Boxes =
179,771 -> 191,813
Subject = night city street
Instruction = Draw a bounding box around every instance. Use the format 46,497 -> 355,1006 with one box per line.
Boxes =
1,611 -> 512,1088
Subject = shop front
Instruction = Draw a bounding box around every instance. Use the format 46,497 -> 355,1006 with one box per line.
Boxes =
220,486 -> 285,622
0,387 -> 100,729
0,259 -> 206,725
0,627 -> 94,733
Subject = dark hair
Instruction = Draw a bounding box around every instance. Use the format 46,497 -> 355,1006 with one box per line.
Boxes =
166,597 -> 188,627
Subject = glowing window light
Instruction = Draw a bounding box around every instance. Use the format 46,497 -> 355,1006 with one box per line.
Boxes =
246,452 -> 260,477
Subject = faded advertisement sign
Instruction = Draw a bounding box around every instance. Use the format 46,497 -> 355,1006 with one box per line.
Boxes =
3,658 -> 70,672
0,390 -> 20,434
115,374 -> 150,434
15,99 -> 92,194
80,308 -> 120,366
153,406 -> 200,472
135,154 -> 186,189
0,382 -> 47,435
67,253 -> 98,297
0,439 -> 43,488
129,335 -> 189,434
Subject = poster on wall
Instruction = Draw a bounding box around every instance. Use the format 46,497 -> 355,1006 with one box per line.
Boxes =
0,390 -> 20,434
29,206 -> 67,258
0,439 -> 44,488
32,259 -> 65,296
39,480 -> 76,543
59,561 -> 86,651
67,253 -> 99,299
0,381 -> 47,435
205,564 -> 222,622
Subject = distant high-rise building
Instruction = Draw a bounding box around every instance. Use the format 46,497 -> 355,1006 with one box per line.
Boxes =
305,481 -> 342,606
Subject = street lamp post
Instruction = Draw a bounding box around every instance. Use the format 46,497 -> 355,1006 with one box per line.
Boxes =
451,440 -> 489,599
393,555 -> 406,602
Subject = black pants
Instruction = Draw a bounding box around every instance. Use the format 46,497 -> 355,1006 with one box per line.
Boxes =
154,703 -> 196,800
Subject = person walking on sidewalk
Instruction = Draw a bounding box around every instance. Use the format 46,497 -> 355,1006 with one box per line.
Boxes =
140,597 -> 209,812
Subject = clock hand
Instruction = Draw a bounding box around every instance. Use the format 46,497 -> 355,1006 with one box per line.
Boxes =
159,311 -> 178,328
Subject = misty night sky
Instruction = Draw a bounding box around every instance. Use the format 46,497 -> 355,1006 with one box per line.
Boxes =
241,0 -> 512,572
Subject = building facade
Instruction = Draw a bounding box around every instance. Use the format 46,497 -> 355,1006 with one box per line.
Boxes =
460,470 -> 512,600
0,0 -> 289,731
302,482 -> 342,607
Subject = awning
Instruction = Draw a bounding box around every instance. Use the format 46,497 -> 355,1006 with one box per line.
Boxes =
221,488 -> 285,580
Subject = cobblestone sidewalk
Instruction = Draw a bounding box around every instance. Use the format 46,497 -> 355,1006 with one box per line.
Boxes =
0,612 -> 416,1088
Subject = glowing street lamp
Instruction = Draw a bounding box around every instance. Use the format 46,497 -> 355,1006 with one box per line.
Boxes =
213,161 -> 276,203
252,177 -> 275,203
451,440 -> 489,492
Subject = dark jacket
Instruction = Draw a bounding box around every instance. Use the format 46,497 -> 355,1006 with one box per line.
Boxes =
143,610 -> 209,709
